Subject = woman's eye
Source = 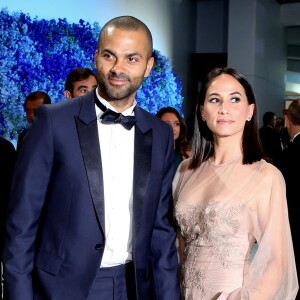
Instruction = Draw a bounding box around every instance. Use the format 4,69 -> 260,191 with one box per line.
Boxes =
231,97 -> 241,103
209,98 -> 219,103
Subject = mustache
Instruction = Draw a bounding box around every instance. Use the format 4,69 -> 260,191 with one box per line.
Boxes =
108,73 -> 130,81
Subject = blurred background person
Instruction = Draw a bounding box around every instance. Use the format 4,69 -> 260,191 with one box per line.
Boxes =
281,109 -> 292,149
275,115 -> 286,149
275,115 -> 291,150
156,106 -> 191,176
17,91 -> 51,152
0,137 -> 16,298
64,67 -> 98,99
278,99 -> 300,300
259,111 -> 282,167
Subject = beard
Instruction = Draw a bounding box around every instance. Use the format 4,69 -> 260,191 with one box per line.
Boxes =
97,72 -> 144,100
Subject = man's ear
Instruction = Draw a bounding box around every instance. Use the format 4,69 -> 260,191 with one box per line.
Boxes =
64,90 -> 72,100
144,57 -> 154,78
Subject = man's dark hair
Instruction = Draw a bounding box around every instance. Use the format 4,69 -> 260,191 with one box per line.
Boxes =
98,16 -> 153,59
64,68 -> 97,93
288,99 -> 300,126
24,91 -> 51,110
262,112 -> 276,126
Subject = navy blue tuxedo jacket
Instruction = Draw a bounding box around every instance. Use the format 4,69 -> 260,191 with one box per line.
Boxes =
3,91 -> 180,300
278,134 -> 300,281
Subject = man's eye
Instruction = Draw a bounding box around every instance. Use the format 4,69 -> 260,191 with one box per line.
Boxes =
103,53 -> 114,60
128,57 -> 138,63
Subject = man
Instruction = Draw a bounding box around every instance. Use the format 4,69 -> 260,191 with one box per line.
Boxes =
16,91 -> 51,151
3,16 -> 180,300
64,67 -> 98,99
259,111 -> 282,167
278,99 -> 300,300
0,137 -> 16,298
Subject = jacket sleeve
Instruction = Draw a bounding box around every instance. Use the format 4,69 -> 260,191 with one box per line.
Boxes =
150,125 -> 181,300
2,106 -> 54,300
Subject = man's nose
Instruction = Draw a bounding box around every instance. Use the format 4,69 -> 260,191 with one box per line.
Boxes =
111,60 -> 125,73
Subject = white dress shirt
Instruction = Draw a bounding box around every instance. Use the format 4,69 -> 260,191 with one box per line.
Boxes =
95,90 -> 135,267
291,131 -> 300,143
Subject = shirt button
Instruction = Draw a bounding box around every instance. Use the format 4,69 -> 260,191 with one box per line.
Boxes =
95,244 -> 103,250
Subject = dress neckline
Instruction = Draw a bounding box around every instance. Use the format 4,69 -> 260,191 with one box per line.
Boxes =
208,154 -> 242,166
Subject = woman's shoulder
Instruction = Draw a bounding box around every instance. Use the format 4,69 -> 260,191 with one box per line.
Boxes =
173,158 -> 191,185
253,159 -> 283,181
178,157 -> 191,172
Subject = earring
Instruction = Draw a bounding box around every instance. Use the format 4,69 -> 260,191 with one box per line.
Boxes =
202,116 -> 205,122
247,116 -> 252,121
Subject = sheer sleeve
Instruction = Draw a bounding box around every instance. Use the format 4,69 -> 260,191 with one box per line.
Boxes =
227,164 -> 298,299
172,159 -> 190,203
173,159 -> 190,266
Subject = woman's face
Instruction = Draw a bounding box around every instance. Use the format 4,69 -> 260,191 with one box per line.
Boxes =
200,74 -> 254,141
160,112 -> 181,142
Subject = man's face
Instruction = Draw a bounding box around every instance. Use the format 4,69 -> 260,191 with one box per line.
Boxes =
25,98 -> 45,124
94,27 -> 154,107
65,75 -> 98,99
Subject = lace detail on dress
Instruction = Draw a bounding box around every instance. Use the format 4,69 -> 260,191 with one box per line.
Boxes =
176,201 -> 245,299
173,159 -> 298,300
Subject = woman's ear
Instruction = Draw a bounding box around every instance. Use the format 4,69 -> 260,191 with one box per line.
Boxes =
199,105 -> 205,121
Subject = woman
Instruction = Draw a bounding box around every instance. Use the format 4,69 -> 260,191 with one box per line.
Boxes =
156,107 -> 191,175
173,67 -> 298,299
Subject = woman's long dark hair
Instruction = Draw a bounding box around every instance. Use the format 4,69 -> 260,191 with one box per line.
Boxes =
189,67 -> 266,169
156,106 -> 191,158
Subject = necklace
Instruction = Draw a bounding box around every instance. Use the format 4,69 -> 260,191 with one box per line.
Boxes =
208,154 -> 242,166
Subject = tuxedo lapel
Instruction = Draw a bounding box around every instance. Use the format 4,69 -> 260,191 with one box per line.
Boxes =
293,134 -> 300,146
75,92 -> 105,235
133,109 -> 153,236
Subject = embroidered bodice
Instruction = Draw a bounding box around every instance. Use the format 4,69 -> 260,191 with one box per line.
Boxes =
173,157 -> 298,300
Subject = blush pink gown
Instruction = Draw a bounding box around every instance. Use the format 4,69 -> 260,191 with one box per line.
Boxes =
173,157 -> 298,300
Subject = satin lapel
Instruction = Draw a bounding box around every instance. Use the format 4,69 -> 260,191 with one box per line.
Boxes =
75,93 -> 105,234
133,126 -> 152,236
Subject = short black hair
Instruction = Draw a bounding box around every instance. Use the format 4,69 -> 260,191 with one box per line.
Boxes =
64,68 -> 97,92
262,112 -> 276,126
287,100 -> 300,126
24,91 -> 51,110
98,16 -> 153,59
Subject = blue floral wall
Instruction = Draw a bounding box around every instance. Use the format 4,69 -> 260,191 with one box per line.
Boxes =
0,9 -> 183,140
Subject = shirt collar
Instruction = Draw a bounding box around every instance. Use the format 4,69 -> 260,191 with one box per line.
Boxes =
95,88 -> 136,116
291,131 -> 300,143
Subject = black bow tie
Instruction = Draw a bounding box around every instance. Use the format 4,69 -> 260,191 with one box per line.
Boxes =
95,96 -> 136,130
